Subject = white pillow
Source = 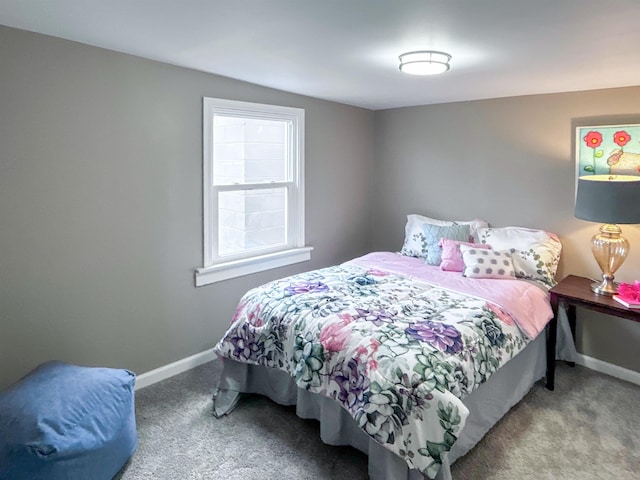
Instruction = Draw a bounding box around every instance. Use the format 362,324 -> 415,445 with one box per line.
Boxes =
476,226 -> 562,287
460,245 -> 516,279
400,214 -> 489,258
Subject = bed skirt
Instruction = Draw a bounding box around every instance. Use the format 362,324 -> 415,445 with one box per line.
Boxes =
213,313 -> 575,480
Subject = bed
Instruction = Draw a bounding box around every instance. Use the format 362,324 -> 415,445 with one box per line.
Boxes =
211,219 -> 572,480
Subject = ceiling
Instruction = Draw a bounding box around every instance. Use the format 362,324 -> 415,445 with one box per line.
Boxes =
1,0 -> 640,110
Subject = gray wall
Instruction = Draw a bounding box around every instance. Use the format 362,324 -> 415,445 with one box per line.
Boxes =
2,25 -> 638,390
373,89 -> 640,373
0,26 -> 374,389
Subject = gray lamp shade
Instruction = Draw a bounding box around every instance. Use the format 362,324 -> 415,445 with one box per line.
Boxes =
575,175 -> 640,224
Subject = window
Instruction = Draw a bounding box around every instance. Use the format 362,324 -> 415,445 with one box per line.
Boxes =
196,98 -> 311,286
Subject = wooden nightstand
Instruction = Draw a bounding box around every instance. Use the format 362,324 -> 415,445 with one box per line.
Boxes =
546,274 -> 640,390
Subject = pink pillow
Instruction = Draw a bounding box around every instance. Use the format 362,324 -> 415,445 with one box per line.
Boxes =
439,239 -> 491,272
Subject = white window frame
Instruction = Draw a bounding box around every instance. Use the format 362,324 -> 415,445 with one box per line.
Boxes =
195,98 -> 312,286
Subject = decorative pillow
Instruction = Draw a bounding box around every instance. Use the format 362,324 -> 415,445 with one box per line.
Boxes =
440,239 -> 492,272
422,224 -> 471,265
477,226 -> 562,287
400,214 -> 489,258
460,245 -> 516,279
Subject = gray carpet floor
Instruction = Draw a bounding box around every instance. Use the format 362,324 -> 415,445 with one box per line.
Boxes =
115,360 -> 640,480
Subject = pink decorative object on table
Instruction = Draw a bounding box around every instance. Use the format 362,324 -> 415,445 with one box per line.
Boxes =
617,281 -> 640,303
613,281 -> 640,308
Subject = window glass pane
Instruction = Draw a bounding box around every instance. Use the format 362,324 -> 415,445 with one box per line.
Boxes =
218,188 -> 287,257
213,116 -> 288,186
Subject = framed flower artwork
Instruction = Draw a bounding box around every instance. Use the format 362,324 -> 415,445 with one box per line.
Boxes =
576,124 -> 640,178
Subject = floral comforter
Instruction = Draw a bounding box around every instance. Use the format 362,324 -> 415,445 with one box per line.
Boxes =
214,252 -> 551,478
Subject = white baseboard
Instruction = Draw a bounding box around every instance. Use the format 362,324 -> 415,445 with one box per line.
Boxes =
135,349 -> 216,390
133,349 -> 640,391
575,353 -> 640,386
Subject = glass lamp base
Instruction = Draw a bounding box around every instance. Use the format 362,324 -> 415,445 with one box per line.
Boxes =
590,224 -> 629,296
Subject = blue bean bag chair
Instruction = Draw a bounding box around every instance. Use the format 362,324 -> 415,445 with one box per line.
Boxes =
0,361 -> 137,480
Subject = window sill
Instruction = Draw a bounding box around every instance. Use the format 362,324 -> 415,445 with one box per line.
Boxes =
195,246 -> 313,286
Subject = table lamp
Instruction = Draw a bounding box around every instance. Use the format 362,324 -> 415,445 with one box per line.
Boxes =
574,175 -> 640,295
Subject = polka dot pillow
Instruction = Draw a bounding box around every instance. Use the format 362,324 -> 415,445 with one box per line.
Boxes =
460,245 -> 515,279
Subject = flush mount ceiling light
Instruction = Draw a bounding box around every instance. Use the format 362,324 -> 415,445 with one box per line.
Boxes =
399,50 -> 451,75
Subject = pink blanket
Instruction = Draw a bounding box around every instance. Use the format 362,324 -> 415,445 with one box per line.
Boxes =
347,252 -> 552,339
